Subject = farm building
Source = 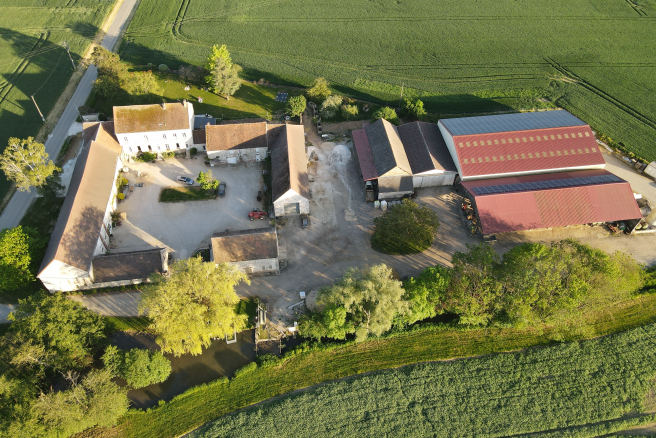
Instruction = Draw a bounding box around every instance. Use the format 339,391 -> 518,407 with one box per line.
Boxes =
114,101 -> 195,156
271,124 -> 311,216
37,123 -> 168,291
352,119 -> 457,200
438,110 -> 606,181
210,228 -> 279,275
205,119 -> 271,162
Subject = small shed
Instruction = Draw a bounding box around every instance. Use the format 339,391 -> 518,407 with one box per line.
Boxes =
210,228 -> 279,275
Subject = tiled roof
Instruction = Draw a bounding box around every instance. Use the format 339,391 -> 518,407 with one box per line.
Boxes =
113,102 -> 190,134
450,125 -> 605,178
39,124 -> 121,275
364,119 -> 412,177
378,175 -> 414,193
352,128 -> 378,181
397,122 -> 456,174
462,170 -> 641,234
440,110 -> 586,136
205,122 -> 267,151
192,129 -> 206,145
92,249 -> 166,283
211,228 -> 278,263
271,124 -> 310,201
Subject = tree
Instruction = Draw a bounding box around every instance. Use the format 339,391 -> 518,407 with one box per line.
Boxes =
401,265 -> 451,325
31,369 -> 129,437
441,243 -> 502,326
401,98 -> 426,119
210,57 -> 242,100
205,44 -> 233,75
4,293 -> 106,372
299,264 -> 408,342
286,95 -> 307,118
1,137 -> 59,192
306,77 -> 331,103
371,199 -> 440,254
319,95 -> 343,119
372,107 -> 399,125
123,70 -> 161,96
140,256 -> 249,356
197,170 -> 219,191
102,346 -> 171,389
341,104 -> 359,121
91,47 -> 125,98
0,226 -> 45,291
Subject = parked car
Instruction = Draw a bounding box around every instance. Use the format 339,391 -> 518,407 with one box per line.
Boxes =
218,182 -> 226,197
248,209 -> 267,220
177,176 -> 194,185
301,215 -> 309,229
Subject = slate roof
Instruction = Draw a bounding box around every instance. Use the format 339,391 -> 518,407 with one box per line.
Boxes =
462,170 -> 641,234
194,116 -> 216,130
92,249 -> 166,283
271,124 -> 310,201
352,128 -> 378,181
113,102 -> 190,134
378,176 -> 414,193
205,121 -> 267,151
211,228 -> 278,263
364,119 -> 412,177
439,110 -> 586,136
397,122 -> 456,174
39,123 -> 121,276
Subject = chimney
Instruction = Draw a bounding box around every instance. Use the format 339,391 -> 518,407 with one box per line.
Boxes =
161,101 -> 166,109
183,99 -> 187,107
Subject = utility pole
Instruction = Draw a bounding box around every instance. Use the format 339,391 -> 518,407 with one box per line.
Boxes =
399,82 -> 404,109
63,42 -> 75,70
31,95 -> 46,123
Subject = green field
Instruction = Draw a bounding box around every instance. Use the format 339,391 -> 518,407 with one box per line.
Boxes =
191,323 -> 656,437
0,0 -> 115,199
123,0 -> 656,160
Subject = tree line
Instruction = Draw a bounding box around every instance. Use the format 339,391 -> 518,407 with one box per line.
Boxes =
300,239 -> 647,342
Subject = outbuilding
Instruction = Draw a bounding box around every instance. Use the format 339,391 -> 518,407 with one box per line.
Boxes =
205,119 -> 274,162
210,227 -> 279,275
271,124 -> 311,216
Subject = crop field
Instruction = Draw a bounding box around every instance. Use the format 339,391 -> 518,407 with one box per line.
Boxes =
0,0 -> 115,198
123,0 -> 656,160
191,323 -> 656,438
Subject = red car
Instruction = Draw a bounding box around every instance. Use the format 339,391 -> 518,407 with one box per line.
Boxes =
248,209 -> 267,220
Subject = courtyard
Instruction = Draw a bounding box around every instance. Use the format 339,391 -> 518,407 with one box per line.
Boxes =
111,156 -> 267,259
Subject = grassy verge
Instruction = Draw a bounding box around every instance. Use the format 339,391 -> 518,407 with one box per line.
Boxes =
159,186 -> 215,203
104,316 -> 152,333
80,292 -> 656,438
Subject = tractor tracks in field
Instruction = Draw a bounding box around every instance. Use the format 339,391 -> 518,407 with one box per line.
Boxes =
545,57 -> 656,132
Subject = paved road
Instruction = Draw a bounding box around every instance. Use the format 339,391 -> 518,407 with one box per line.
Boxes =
0,0 -> 139,231
68,291 -> 141,317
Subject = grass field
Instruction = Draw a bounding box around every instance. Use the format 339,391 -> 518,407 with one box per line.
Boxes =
159,186 -> 216,202
79,291 -> 656,438
191,323 -> 656,438
0,0 -> 115,200
122,0 -> 656,161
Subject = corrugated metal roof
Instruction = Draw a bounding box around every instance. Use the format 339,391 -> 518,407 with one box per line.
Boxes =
440,110 -> 585,136
463,171 -> 641,234
397,122 -> 456,174
452,125 -> 605,178
352,128 -> 378,181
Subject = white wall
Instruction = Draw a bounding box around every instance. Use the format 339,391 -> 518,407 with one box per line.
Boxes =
230,258 -> 279,275
207,147 -> 268,162
118,127 -> 194,156
438,121 -> 462,176
413,172 -> 457,188
274,189 -> 310,216
38,261 -> 94,292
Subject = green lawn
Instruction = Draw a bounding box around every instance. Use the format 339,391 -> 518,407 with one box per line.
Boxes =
104,316 -> 152,333
159,186 -> 216,203
122,0 -> 656,161
87,73 -> 291,122
79,291 -> 656,438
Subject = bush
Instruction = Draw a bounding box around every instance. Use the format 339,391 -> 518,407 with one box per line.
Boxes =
136,152 -> 157,162
117,193 -> 125,200
158,64 -> 168,71
116,176 -> 128,191
306,77 -> 331,103
255,354 -> 280,368
371,199 -> 439,254
401,98 -> 426,120
162,151 -> 175,159
102,346 -> 171,389
190,147 -> 198,156
146,63 -> 153,69
372,107 -> 399,125
320,95 -> 343,119
233,361 -> 257,378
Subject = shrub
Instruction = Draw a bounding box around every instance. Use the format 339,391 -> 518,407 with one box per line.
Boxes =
117,193 -> 125,200
342,104 -> 359,121
233,361 -> 257,378
371,199 -> 439,254
146,62 -> 153,69
306,77 -> 331,103
190,147 -> 198,156
372,107 -> 399,125
102,346 -> 171,389
178,65 -> 205,82
162,151 -> 175,159
136,152 -> 157,162
158,64 -> 168,71
255,354 -> 280,368
116,176 -> 128,191
286,95 -> 307,118
320,95 -> 343,119
401,98 -> 426,120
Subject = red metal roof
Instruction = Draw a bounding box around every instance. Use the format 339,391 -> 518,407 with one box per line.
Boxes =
352,128 -> 378,181
453,125 -> 605,179
463,171 -> 641,234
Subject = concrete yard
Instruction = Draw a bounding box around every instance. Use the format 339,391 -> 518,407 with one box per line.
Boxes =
112,156 -> 267,259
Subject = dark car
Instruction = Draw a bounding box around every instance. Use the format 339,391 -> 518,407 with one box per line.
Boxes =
218,182 -> 226,197
301,215 -> 309,229
176,176 -> 194,185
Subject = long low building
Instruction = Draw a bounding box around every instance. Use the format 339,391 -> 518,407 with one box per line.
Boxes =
210,227 -> 279,275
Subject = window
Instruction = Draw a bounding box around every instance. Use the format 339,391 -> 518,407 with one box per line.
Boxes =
165,144 -> 170,150
137,146 -> 142,152
182,132 -> 187,138
129,147 -> 133,153
203,146 -> 206,151
162,134 -> 166,139
172,133 -> 177,138
157,145 -> 161,151
144,135 -> 149,140
176,143 -> 180,149
124,137 -> 129,142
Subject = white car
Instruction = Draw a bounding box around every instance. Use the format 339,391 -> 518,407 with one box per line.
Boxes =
177,176 -> 194,185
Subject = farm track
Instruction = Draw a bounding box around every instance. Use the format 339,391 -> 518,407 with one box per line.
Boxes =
545,57 -> 656,132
